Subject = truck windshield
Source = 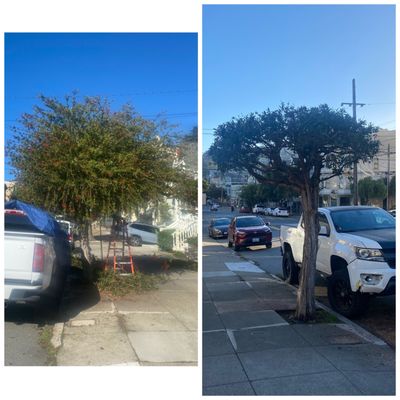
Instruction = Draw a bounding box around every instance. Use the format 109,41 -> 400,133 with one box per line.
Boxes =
330,208 -> 395,232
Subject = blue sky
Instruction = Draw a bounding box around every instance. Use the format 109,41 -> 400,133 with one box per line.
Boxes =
203,4 -> 396,151
5,33 -> 198,180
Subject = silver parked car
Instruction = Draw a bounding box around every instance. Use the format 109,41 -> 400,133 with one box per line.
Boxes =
126,222 -> 160,246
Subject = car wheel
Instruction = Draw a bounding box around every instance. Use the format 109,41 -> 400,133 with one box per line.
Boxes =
282,249 -> 299,284
327,269 -> 369,318
129,235 -> 142,247
266,243 -> 272,249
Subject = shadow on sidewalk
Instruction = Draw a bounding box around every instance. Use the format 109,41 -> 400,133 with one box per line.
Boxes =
59,266 -> 101,321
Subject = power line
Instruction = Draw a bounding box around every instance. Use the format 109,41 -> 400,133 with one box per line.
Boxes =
7,89 -> 198,101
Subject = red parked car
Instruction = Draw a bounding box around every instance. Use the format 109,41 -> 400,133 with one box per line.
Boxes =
228,215 -> 272,251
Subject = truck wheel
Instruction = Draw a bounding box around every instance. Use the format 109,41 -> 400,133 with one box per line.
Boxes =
282,249 -> 299,284
327,270 -> 369,318
129,235 -> 142,247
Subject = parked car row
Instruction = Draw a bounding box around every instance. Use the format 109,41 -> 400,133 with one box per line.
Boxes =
209,215 -> 272,251
246,204 -> 290,217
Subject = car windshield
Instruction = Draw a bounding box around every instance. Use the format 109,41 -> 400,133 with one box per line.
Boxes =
330,208 -> 395,232
214,218 -> 230,226
236,217 -> 265,227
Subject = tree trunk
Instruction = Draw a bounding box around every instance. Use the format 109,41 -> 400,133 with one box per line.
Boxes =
295,185 -> 320,321
80,222 -> 94,282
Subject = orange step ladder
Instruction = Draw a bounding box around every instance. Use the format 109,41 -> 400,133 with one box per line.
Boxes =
105,221 -> 135,274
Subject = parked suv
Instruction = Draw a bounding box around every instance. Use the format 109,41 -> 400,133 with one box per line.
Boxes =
228,215 -> 272,251
126,222 -> 160,246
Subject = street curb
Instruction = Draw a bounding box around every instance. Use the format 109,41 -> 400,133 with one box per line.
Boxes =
51,322 -> 64,349
239,253 -> 389,347
315,300 -> 387,346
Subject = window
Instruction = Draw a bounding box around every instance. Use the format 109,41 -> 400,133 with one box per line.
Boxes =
318,213 -> 330,235
236,217 -> 264,227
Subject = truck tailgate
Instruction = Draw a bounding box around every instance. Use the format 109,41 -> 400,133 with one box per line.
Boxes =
5,232 -> 45,282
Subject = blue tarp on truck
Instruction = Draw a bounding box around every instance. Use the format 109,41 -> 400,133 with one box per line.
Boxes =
5,200 -> 66,238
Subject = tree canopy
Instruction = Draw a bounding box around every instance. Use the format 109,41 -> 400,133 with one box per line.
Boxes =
210,104 -> 379,321
358,177 -> 387,205
210,104 -> 379,192
8,95 -> 186,224
240,183 -> 298,207
206,183 -> 227,201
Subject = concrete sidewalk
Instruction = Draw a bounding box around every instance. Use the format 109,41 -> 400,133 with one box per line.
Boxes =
55,264 -> 197,366
203,240 -> 395,395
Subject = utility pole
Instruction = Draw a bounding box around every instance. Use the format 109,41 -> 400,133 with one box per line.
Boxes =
341,79 -> 366,205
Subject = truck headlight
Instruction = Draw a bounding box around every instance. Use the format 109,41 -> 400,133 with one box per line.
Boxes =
355,247 -> 385,262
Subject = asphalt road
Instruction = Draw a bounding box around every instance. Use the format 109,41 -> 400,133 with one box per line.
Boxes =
204,207 -> 297,278
203,206 -> 395,347
4,304 -> 51,366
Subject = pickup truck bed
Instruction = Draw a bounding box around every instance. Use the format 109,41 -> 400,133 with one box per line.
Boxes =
4,204 -> 70,307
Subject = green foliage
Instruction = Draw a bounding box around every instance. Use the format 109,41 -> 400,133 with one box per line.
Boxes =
8,95 -> 181,224
206,183 -> 227,201
94,269 -> 161,297
158,201 -> 172,225
186,235 -> 198,248
158,229 -> 175,252
210,104 -> 379,193
240,183 -> 298,207
358,177 -> 387,204
389,175 -> 395,197
239,183 -> 260,207
175,176 -> 198,210
202,179 -> 209,192
39,325 -> 58,366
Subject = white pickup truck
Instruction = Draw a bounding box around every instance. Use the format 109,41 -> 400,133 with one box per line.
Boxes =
5,205 -> 70,311
280,206 -> 395,317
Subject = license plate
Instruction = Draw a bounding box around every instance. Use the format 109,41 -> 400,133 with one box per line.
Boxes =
252,238 -> 260,243
223,232 -> 227,235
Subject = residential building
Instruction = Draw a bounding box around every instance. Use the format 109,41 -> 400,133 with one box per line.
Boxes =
320,129 -> 396,207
